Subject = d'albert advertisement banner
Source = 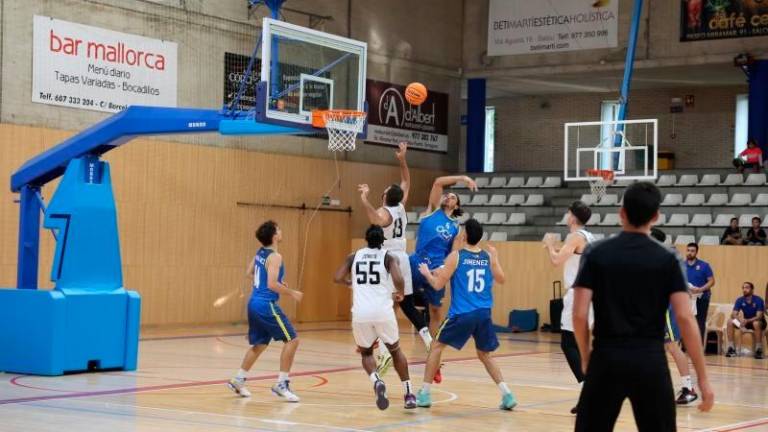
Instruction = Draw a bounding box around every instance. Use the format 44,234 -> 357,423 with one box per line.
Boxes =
487,0 -> 618,56
681,0 -> 768,41
32,15 -> 178,113
365,80 -> 448,153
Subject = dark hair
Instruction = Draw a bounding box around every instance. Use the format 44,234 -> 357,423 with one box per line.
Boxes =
650,227 -> 666,243
569,200 -> 592,225
464,218 -> 483,246
747,138 -> 757,147
365,225 -> 385,249
687,242 -> 699,251
385,184 -> 404,207
731,217 -> 739,223
752,216 -> 762,224
744,281 -> 755,291
445,192 -> 464,218
622,182 -> 662,227
256,220 -> 278,246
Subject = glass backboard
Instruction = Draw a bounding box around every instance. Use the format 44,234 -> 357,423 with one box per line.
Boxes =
260,18 -> 367,127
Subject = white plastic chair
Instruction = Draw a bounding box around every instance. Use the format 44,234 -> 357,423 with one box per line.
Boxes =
475,178 -> 490,188
597,194 -> 619,206
721,174 -> 744,186
712,214 -> 736,227
682,193 -> 706,206
699,235 -> 720,245
488,177 -> 507,188
598,214 -> 620,226
667,214 -> 690,226
488,213 -> 507,225
674,234 -> 696,245
505,177 -> 525,188
660,194 -> 683,206
698,174 -> 720,186
744,173 -> 767,186
472,212 -> 489,224
706,194 -> 728,206
579,194 -> 597,207
540,177 -> 562,188
521,194 -> 544,206
489,232 -> 508,242
688,214 -> 712,227
676,174 -> 698,186
656,174 -> 677,187
728,193 -> 751,206
506,194 -> 525,206
523,177 -> 543,188
751,193 -> 768,206
504,213 -> 526,225
468,194 -> 489,206
487,194 -> 507,206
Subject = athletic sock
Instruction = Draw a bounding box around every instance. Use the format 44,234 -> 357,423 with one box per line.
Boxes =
419,327 -> 433,347
421,383 -> 431,394
277,371 -> 289,384
236,369 -> 247,380
369,372 -> 381,383
402,380 -> 412,395
681,375 -> 693,390
498,382 -> 511,395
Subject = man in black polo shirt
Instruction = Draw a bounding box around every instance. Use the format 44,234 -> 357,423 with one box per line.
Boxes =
572,182 -> 714,431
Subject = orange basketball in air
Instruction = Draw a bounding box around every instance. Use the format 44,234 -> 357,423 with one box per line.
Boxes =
405,82 -> 428,106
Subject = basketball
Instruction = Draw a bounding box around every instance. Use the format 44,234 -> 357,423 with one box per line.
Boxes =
405,82 -> 428,106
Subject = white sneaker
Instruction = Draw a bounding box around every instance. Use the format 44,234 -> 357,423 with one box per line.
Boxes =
272,380 -> 300,402
227,378 -> 251,397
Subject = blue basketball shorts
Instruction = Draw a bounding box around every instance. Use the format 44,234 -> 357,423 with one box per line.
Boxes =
409,254 -> 445,307
436,308 -> 499,352
664,309 -> 680,344
248,300 -> 297,345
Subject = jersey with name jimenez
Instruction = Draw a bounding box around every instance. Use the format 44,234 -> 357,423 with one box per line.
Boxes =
382,203 -> 407,252
351,248 -> 396,322
448,249 -> 494,317
414,209 -> 460,268
250,247 -> 285,304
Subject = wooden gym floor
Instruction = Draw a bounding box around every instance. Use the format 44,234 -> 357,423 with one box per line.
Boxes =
1,322 -> 767,432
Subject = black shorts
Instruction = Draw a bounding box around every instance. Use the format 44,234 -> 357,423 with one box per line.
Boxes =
576,345 -> 676,432
744,319 -> 766,330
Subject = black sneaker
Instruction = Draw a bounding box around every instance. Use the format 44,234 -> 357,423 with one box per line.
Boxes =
755,349 -> 764,360
675,387 -> 698,405
725,347 -> 737,357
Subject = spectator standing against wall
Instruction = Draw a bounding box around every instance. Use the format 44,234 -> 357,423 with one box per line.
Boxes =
685,243 -> 715,344
745,217 -> 767,246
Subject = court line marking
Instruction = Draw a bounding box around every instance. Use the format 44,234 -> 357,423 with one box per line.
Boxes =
0,350 -> 542,405
699,416 -> 768,432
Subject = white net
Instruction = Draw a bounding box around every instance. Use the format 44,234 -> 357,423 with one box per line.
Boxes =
587,171 -> 614,202
323,111 -> 366,152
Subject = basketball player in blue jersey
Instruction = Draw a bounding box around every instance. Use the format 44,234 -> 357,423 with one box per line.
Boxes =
227,220 -> 304,402
415,218 -> 518,411
411,174 -> 477,337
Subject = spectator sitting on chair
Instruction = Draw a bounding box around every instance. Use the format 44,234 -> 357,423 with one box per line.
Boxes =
745,217 -> 767,246
725,282 -> 765,359
733,138 -> 763,173
720,217 -> 744,245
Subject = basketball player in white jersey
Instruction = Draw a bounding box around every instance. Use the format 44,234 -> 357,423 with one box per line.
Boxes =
543,200 -> 595,414
358,142 -> 431,376
334,225 -> 417,410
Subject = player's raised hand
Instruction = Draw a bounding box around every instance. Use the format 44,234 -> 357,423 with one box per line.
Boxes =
487,244 -> 499,261
463,176 -> 478,192
396,142 -> 408,160
358,184 -> 370,200
542,233 -> 557,248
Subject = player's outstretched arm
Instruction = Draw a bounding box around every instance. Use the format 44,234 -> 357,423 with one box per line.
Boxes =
333,254 -> 355,286
358,184 -> 392,227
487,245 -> 506,285
267,253 -> 303,302
543,232 -> 582,266
671,291 -> 714,411
396,142 -> 411,205
385,252 -> 405,301
246,256 -> 256,278
572,287 -> 593,375
427,175 -> 477,212
418,251 -> 458,290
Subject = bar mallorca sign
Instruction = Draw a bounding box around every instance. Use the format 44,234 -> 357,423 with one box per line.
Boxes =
366,79 -> 448,153
681,0 -> 768,41
32,15 -> 178,113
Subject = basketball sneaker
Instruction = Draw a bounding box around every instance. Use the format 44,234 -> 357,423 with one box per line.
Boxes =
754,349 -> 764,360
500,392 -> 518,411
725,347 -> 737,357
227,377 -> 251,398
376,351 -> 393,377
416,389 -> 432,408
272,380 -> 300,402
675,387 -> 698,405
404,393 -> 417,409
374,380 -> 389,410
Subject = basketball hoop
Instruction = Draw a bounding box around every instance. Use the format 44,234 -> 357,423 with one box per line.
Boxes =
586,169 -> 615,202
312,110 -> 366,152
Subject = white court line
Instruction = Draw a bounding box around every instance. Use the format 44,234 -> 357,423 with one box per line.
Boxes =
697,416 -> 768,432
92,400 -> 376,432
